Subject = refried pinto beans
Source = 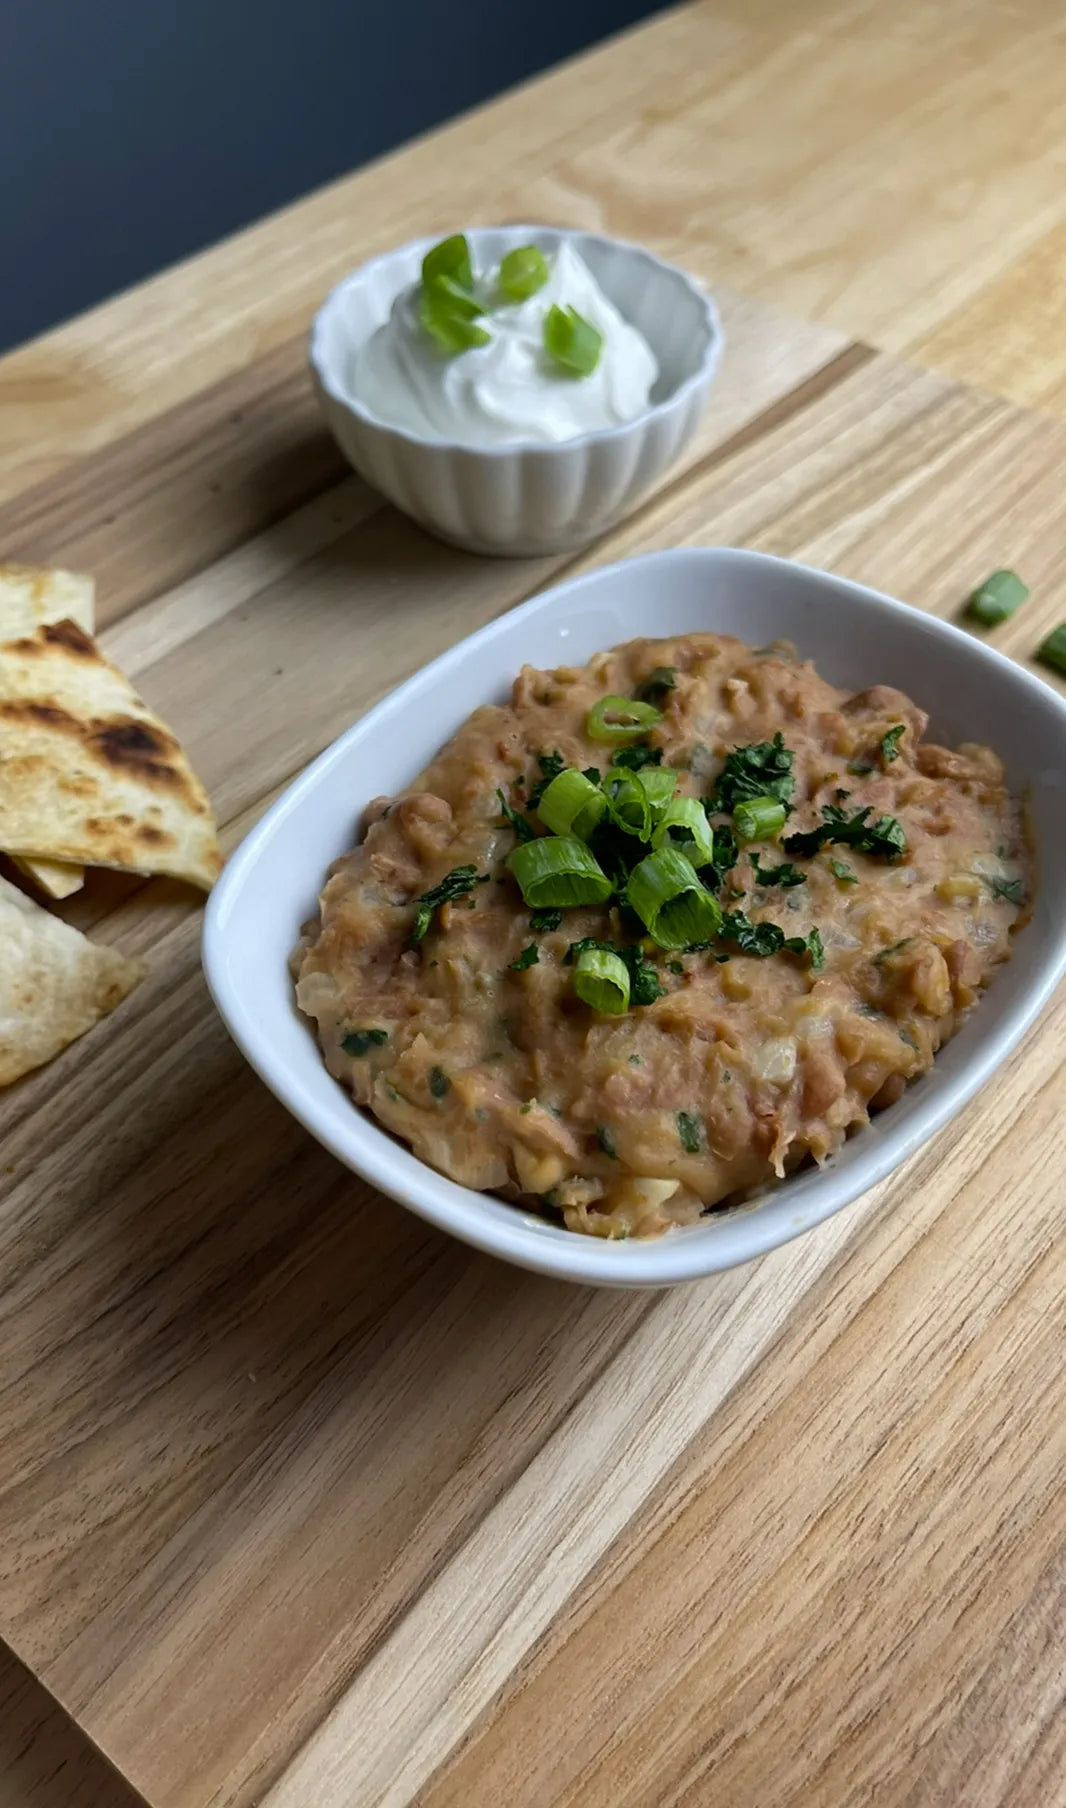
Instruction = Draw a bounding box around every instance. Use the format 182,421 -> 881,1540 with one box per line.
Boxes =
293,635 -> 1029,1239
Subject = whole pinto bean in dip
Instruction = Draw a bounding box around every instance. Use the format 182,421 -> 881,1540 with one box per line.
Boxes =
292,635 -> 1030,1240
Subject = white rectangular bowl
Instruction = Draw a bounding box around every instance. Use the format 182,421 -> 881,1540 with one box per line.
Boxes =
203,549 -> 1066,1288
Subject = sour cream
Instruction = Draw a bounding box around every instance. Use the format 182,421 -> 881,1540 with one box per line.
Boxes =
350,241 -> 659,447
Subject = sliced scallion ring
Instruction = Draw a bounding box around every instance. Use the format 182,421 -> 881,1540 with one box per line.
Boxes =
626,848 -> 723,949
733,794 -> 788,843
634,765 -> 676,817
499,245 -> 549,301
537,769 -> 607,840
604,764 -> 677,841
507,835 -> 613,908
543,303 -> 603,378
573,948 -> 630,1015
422,233 -> 474,291
587,695 -> 662,743
652,796 -> 715,865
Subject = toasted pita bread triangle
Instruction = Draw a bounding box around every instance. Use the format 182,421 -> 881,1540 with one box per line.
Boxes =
0,566 -> 96,897
0,873 -> 143,1085
0,618 -> 221,890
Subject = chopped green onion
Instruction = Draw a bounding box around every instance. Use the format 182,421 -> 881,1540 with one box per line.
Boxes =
603,764 -> 676,841
634,765 -> 676,816
342,1027 -> 388,1056
733,794 -> 788,843
411,864 -> 481,942
1037,624 -> 1066,674
429,1065 -> 451,1097
968,569 -> 1028,626
508,943 -> 539,971
574,948 -> 630,1015
537,768 -> 607,840
422,233 -> 474,291
586,695 -> 662,743
543,303 -> 603,378
419,280 -> 491,355
499,245 -> 550,301
652,796 -> 715,866
626,848 -> 723,950
507,836 -> 613,909
634,666 -> 677,706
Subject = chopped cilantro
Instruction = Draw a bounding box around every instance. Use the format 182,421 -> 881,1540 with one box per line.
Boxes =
667,959 -> 684,975
529,907 -> 563,932
429,1066 -> 451,1098
847,759 -> 875,776
702,823 -> 738,893
634,666 -> 677,706
899,1027 -> 920,1051
783,803 -> 906,862
496,786 -> 535,843
509,943 -> 539,971
677,1111 -> 703,1154
874,938 -> 913,967
807,926 -> 825,972
705,733 -> 795,815
720,910 -> 821,964
596,1125 -> 619,1159
990,875 -> 1024,906
750,854 -> 807,888
830,858 -> 858,884
581,765 -> 601,785
528,750 -> 566,809
612,744 -> 664,772
341,1027 -> 388,1056
880,723 -> 906,762
411,863 -> 482,943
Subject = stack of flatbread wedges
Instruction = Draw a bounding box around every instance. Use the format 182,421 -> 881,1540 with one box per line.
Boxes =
0,563 -> 222,1085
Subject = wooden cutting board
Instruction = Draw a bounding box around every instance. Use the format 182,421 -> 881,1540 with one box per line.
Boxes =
1,276 -> 1066,1808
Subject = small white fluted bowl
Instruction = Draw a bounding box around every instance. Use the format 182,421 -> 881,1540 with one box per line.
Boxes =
309,226 -> 722,556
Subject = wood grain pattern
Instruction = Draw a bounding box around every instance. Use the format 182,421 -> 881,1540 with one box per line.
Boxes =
0,1644 -> 141,1808
4,5 -> 1066,1804
2,329 -> 1065,1808
5,0 -> 1066,525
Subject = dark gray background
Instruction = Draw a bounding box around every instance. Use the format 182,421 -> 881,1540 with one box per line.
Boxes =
2,0 -> 664,354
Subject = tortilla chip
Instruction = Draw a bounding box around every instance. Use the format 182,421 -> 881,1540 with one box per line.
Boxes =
12,855 -> 86,900
0,873 -> 143,1085
0,564 -> 95,637
0,618 -> 222,890
0,566 -> 96,897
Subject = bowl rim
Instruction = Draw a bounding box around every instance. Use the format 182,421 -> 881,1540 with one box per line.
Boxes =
203,546 -> 1066,1287
308,223 -> 723,459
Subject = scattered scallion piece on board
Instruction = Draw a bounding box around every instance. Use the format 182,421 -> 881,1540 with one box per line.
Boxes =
1037,624 -> 1066,674
967,569 -> 1029,626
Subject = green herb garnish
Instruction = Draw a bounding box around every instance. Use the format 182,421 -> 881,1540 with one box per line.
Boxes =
1037,624 -> 1066,674
528,750 -> 566,809
411,865 -> 481,943
543,303 -> 603,378
529,907 -> 563,932
750,855 -> 806,888
509,944 -> 540,971
341,1027 -> 388,1056
634,666 -> 677,706
565,938 -> 665,1008
507,836 -> 613,908
596,1125 -> 619,1159
627,848 -> 723,950
677,1111 -> 703,1154
830,858 -> 858,884
733,795 -> 787,843
968,569 -> 1028,626
422,233 -> 474,290
496,787 -> 535,842
667,959 -> 685,975
807,926 -> 826,972
990,875 -> 1024,905
611,744 -> 664,772
499,244 -> 549,301
705,733 -> 795,815
784,803 -> 906,862
880,723 -> 906,763
429,1065 -> 451,1098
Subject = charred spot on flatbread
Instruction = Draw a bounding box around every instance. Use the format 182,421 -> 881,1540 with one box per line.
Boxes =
43,619 -> 97,656
91,718 -> 187,788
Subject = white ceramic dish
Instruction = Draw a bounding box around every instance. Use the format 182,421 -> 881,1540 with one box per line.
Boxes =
309,226 -> 722,556
203,548 -> 1066,1289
